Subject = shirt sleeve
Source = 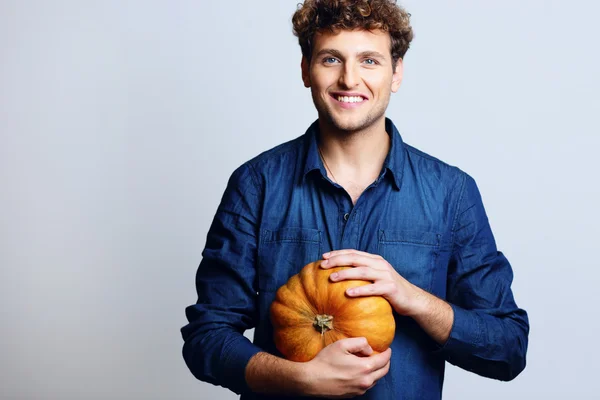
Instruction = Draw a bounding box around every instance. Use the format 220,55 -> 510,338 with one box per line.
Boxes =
437,173 -> 530,381
180,163 -> 263,395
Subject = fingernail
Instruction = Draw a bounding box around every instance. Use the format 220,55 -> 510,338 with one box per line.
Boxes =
323,252 -> 330,258
330,272 -> 338,280
321,259 -> 329,266
347,288 -> 355,295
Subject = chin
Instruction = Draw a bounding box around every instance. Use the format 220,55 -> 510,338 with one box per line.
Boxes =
329,114 -> 378,133
332,120 -> 366,132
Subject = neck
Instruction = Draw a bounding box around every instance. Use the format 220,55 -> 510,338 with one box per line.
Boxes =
317,117 -> 390,174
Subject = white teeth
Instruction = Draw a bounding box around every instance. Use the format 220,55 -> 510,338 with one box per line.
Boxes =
336,96 -> 364,103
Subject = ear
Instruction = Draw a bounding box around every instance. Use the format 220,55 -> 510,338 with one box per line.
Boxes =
391,58 -> 404,93
301,56 -> 311,88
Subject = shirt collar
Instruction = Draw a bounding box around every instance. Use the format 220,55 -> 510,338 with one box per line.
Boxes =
302,118 -> 405,190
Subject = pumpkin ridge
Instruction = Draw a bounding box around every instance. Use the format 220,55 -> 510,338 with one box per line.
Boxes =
300,262 -> 324,314
276,273 -> 318,316
271,300 -> 315,328
340,296 -> 392,320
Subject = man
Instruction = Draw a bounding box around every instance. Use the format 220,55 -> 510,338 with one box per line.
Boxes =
181,0 -> 529,398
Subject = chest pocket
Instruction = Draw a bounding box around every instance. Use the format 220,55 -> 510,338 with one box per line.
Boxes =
378,230 -> 440,292
258,227 -> 322,292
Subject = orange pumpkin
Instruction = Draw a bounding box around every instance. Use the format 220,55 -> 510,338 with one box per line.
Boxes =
270,260 -> 396,362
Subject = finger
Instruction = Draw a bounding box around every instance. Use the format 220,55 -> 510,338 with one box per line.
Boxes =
329,266 -> 382,283
369,358 -> 391,383
363,361 -> 390,394
323,249 -> 382,259
321,253 -> 376,269
366,348 -> 392,372
338,337 -> 373,356
353,345 -> 375,357
346,282 -> 395,297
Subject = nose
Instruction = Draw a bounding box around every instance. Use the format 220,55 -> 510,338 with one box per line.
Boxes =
338,62 -> 360,89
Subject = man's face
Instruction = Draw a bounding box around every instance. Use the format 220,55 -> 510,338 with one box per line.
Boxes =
302,29 -> 403,133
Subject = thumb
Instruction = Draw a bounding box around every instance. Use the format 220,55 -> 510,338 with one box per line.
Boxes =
340,337 -> 373,356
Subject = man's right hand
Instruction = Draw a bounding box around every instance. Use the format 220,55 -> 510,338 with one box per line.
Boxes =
301,337 -> 392,398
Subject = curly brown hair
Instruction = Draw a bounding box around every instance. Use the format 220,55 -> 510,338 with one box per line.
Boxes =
292,0 -> 414,65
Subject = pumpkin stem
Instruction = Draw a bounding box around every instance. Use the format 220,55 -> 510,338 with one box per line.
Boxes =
313,314 -> 334,335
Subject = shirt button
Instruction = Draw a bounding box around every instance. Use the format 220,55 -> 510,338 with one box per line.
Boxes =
343,213 -> 350,221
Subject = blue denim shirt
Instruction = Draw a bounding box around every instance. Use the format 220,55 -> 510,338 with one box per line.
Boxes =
181,119 -> 529,399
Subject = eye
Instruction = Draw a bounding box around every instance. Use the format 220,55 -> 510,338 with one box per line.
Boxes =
363,58 -> 378,65
323,57 -> 340,64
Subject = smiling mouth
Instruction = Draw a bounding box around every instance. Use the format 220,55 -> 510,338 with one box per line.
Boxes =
330,94 -> 367,104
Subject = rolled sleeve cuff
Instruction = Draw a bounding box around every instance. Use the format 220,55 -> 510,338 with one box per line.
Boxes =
434,303 -> 481,355
221,335 -> 263,395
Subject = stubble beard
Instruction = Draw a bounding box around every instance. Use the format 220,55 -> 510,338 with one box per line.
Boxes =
313,92 -> 390,136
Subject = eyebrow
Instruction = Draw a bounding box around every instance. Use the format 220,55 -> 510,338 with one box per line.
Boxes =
314,49 -> 388,61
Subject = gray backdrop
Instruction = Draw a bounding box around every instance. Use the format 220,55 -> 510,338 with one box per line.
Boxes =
2,0 -> 599,399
